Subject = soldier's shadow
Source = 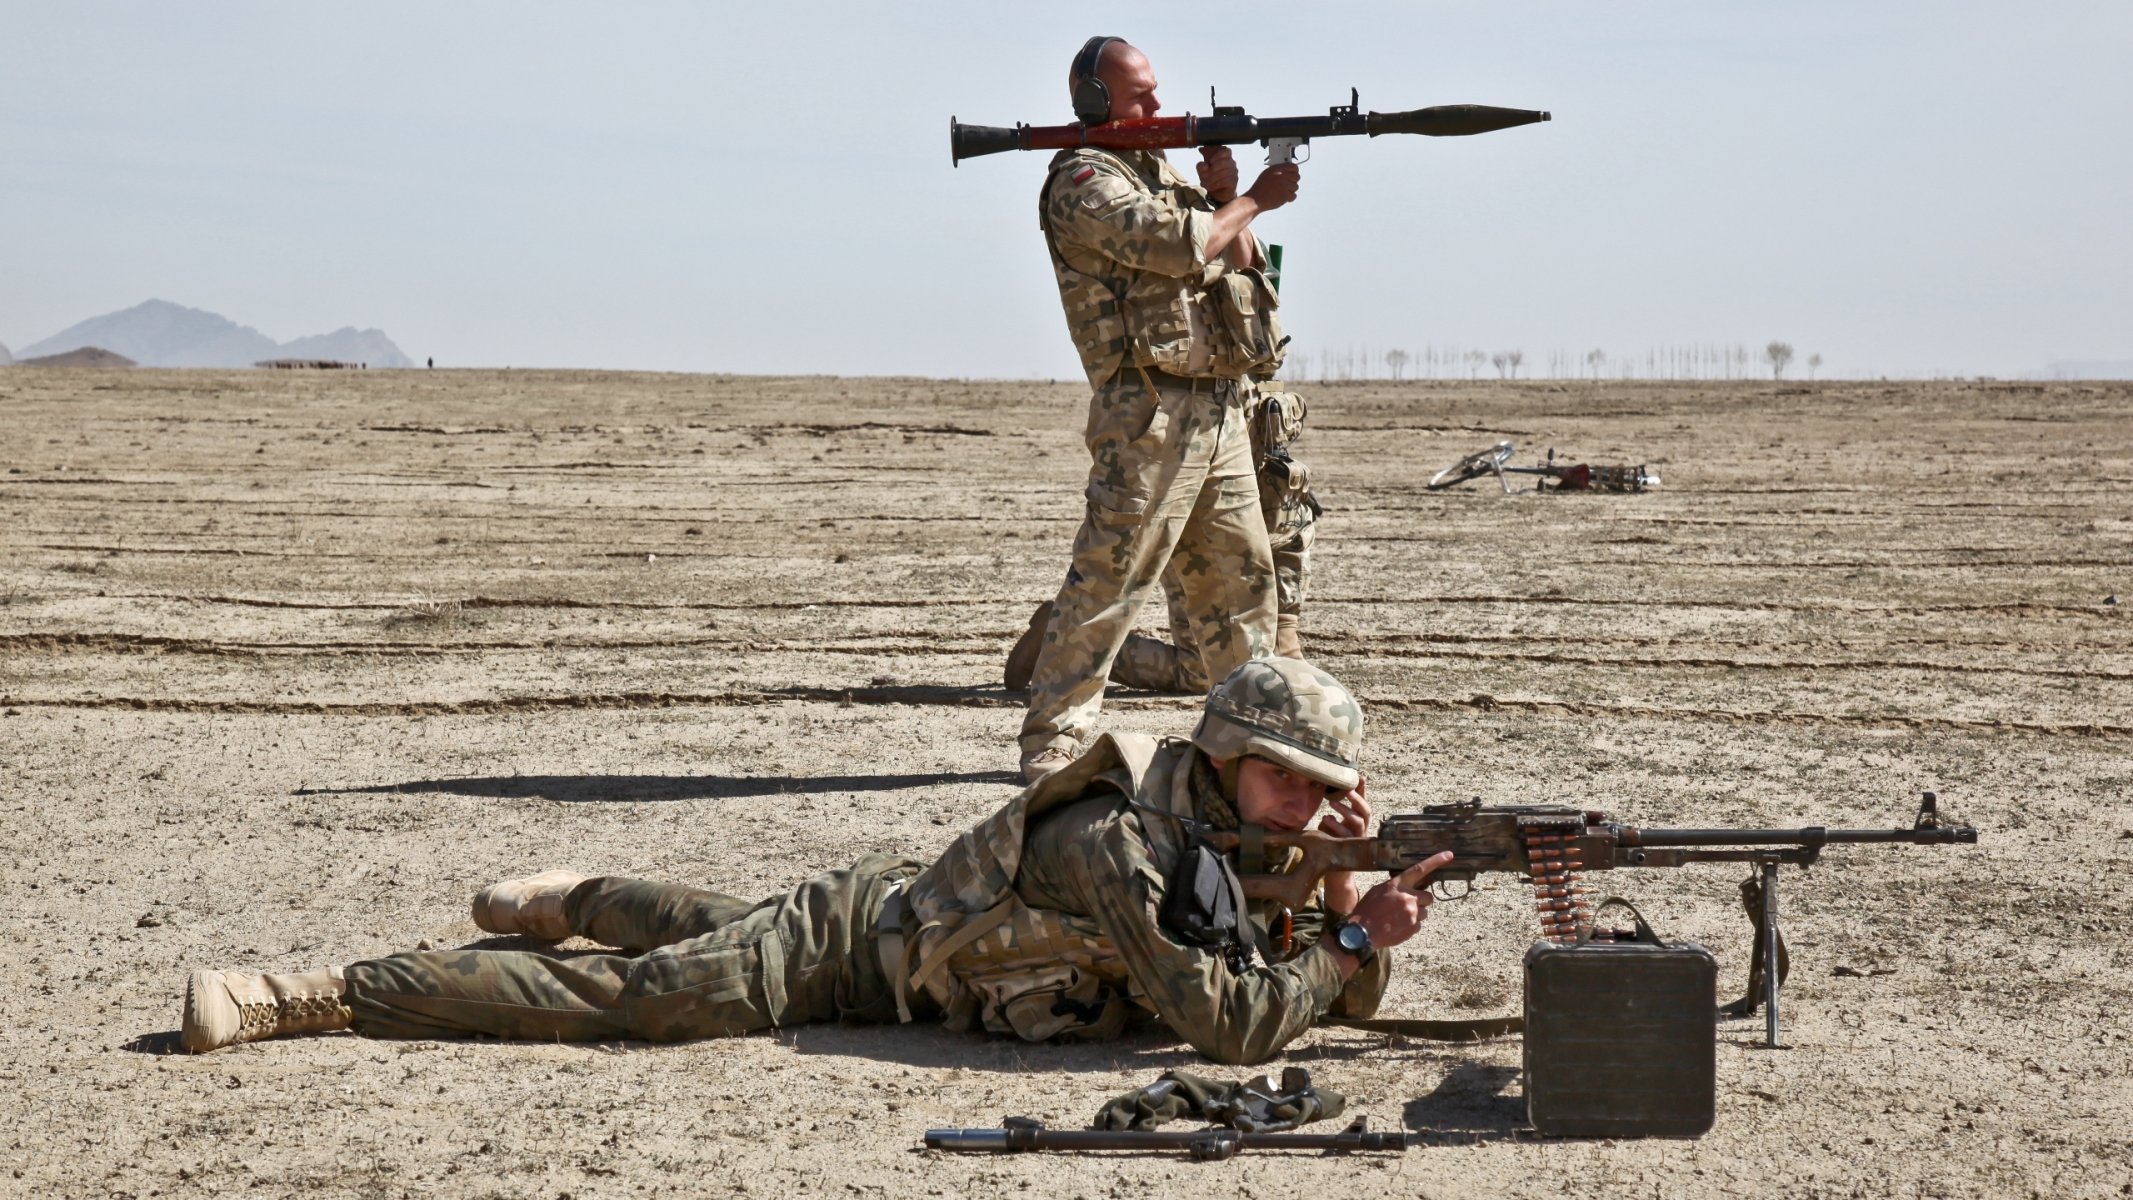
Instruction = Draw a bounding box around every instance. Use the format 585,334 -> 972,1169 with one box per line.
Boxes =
783,1023 -> 1217,1075
120,1031 -> 186,1055
1400,1061 -> 1528,1142
297,769 -> 1019,804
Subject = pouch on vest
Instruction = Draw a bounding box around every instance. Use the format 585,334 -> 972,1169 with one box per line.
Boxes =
968,963 -> 1132,1042
1252,390 -> 1308,454
1207,268 -> 1287,379
1158,838 -> 1255,972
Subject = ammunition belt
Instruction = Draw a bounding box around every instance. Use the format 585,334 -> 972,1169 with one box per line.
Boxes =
1524,826 -> 1595,944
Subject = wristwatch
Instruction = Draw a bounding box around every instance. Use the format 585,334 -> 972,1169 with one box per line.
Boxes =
1333,919 -> 1376,966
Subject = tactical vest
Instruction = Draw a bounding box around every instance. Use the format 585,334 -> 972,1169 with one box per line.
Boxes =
897,732 -> 1197,1042
1040,148 -> 1287,390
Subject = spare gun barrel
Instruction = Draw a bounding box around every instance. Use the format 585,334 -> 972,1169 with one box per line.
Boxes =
924,1119 -> 1411,1159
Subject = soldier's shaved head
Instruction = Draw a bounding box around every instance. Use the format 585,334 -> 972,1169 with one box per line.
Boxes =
1068,40 -> 1161,123
1067,39 -> 1143,90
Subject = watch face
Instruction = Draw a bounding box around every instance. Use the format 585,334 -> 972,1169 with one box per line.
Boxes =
1337,922 -> 1369,953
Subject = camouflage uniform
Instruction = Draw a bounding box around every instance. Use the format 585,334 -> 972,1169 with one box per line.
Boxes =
338,746 -> 1384,1062
344,856 -> 925,1041
1020,145 -> 1287,766
1113,386 -> 1320,693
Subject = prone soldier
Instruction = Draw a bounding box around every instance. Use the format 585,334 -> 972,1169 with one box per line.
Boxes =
180,660 -> 1450,1066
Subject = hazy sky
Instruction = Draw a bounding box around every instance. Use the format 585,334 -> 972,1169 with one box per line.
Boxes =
4,2 -> 2128,378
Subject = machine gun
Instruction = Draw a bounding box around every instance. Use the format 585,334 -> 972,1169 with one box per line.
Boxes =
950,90 -> 1550,166
1199,792 -> 1977,1047
1428,439 -> 1660,493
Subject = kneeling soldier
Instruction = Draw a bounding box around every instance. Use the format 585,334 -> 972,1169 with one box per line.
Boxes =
181,659 -> 1447,1065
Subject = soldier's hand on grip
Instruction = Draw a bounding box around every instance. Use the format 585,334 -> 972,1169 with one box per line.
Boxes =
1347,850 -> 1453,952
1246,164 -> 1300,211
1196,146 -> 1240,203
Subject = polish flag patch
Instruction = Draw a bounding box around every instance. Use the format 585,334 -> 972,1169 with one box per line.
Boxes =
1071,166 -> 1095,184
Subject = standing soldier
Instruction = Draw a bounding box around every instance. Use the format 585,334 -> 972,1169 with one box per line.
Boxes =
1018,36 -> 1300,782
1008,383 -> 1321,694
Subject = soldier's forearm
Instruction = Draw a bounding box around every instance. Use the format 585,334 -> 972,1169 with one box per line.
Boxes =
1206,196 -> 1265,261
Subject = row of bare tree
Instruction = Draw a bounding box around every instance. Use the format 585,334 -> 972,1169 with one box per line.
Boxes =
1284,342 -> 1822,382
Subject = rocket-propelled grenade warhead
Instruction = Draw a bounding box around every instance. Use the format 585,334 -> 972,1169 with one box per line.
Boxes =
949,95 -> 1551,166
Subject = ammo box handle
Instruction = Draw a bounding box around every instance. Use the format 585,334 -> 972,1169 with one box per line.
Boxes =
1577,896 -> 1665,947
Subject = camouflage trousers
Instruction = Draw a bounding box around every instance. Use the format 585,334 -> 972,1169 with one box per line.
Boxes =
1021,371 -> 1277,758
342,854 -> 924,1042
1114,490 -> 1315,693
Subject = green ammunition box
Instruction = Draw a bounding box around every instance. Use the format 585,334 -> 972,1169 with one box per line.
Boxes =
1523,925 -> 1717,1138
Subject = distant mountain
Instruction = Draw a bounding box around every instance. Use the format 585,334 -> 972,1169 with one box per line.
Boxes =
20,346 -> 136,368
0,339 -> 12,365
275,326 -> 413,368
22,300 -> 277,367
18,299 -> 412,368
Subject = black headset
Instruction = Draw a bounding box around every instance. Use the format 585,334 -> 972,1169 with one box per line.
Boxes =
1071,35 -> 1123,125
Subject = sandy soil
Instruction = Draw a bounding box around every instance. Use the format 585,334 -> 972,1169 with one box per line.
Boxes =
1,367 -> 2127,1199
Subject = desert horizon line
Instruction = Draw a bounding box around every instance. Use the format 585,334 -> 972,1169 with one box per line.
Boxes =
7,355 -> 2128,385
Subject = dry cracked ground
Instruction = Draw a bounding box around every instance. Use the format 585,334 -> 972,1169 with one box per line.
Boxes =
1,368 -> 2128,1199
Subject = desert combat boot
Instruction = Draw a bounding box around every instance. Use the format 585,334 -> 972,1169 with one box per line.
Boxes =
1275,612 -> 1304,660
182,967 -> 351,1053
471,869 -> 588,941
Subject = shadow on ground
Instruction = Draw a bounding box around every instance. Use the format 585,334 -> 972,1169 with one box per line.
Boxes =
121,1022 -> 1205,1074
782,1022 -> 1212,1075
298,770 -> 1020,803
1402,1061 -> 1530,1142
121,1031 -> 187,1055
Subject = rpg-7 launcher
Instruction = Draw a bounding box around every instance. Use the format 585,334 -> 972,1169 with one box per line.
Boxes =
1428,440 -> 1660,493
950,89 -> 1550,166
1200,792 -> 1977,1047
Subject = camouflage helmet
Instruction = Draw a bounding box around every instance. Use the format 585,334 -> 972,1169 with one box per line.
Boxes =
1191,657 -> 1363,791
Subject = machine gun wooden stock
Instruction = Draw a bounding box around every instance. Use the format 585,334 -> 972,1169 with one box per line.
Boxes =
1199,793 -> 1977,1047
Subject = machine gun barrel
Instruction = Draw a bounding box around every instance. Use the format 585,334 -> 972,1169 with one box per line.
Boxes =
949,102 -> 1550,164
1623,825 -> 1979,848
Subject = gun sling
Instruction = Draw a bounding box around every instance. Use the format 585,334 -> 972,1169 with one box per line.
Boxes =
1323,1014 -> 1524,1041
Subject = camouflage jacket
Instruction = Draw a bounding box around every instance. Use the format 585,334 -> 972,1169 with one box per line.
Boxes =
1040,148 -> 1284,389
901,733 -> 1388,1065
